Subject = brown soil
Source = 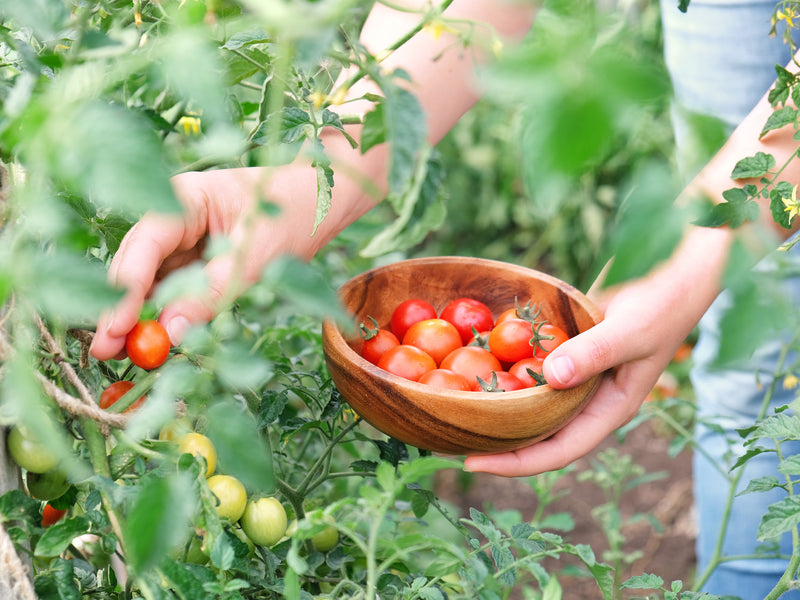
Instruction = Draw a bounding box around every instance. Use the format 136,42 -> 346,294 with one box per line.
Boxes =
434,420 -> 696,598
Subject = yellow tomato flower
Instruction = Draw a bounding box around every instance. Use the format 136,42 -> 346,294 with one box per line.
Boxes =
784,373 -> 800,390
178,115 -> 202,136
783,184 -> 800,222
308,91 -> 326,110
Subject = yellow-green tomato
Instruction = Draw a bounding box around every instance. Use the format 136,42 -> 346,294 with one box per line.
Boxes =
207,475 -> 247,522
7,426 -> 59,474
239,497 -> 287,547
177,432 -> 217,477
312,522 -> 339,553
25,469 -> 69,501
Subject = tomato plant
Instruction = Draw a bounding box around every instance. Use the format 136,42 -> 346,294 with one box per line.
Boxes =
125,319 -> 171,370
98,380 -> 146,412
402,317 -> 462,365
440,297 -> 495,344
390,299 -> 437,340
240,497 -> 288,547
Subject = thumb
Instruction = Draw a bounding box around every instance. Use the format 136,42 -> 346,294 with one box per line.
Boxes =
542,320 -> 631,390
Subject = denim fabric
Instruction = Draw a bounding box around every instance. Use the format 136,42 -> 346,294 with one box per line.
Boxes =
659,0 -> 799,596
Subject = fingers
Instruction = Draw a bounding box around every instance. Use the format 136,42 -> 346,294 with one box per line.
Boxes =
463,373 -> 645,477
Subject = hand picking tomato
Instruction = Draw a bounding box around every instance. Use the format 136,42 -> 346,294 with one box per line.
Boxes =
125,319 -> 171,370
508,356 -> 546,388
439,297 -> 494,345
359,317 -> 400,365
402,318 -> 462,365
98,380 -> 146,412
41,503 -> 67,528
390,299 -> 437,341
488,318 -> 535,364
417,368 -> 472,391
439,346 -> 502,387
532,322 -> 570,357
377,345 -> 437,381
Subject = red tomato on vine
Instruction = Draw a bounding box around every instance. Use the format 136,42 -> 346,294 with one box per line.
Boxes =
99,381 -> 145,412
125,319 -> 171,370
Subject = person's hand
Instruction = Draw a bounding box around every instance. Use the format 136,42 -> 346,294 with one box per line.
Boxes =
89,164 -> 372,361
463,225 -> 732,477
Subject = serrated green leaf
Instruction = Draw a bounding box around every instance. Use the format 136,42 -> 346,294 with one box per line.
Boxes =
35,515 -> 92,558
757,496 -> 800,541
731,152 -> 775,179
620,573 -> 664,590
33,557 -> 81,600
760,106 -> 797,137
752,413 -> 800,442
738,475 -> 783,495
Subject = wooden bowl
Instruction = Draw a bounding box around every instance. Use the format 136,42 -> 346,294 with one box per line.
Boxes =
321,256 -> 604,455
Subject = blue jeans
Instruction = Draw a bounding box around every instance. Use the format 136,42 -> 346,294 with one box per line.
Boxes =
660,0 -> 799,597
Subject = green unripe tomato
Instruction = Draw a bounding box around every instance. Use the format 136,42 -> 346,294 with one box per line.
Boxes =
7,426 -> 59,474
207,474 -> 247,522
311,523 -> 339,552
177,432 -> 217,477
25,469 -> 69,501
239,497 -> 287,547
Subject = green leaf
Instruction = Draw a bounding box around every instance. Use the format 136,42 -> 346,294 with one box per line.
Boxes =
738,476 -> 782,495
542,575 -> 563,600
360,102 -> 386,154
35,515 -> 92,558
751,413 -> 800,442
377,81 -> 427,195
620,574 -> 664,590
159,559 -> 216,600
779,455 -> 800,475
124,473 -> 194,574
757,496 -> 800,541
760,106 -> 797,138
698,187 -> 760,228
730,447 -> 774,471
730,152 -> 775,179
770,181 -> 796,229
206,402 -> 275,495
33,557 -> 81,600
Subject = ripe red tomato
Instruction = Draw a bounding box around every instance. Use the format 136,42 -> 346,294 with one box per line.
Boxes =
390,299 -> 437,341
475,371 -> 525,392
98,381 -> 146,412
508,356 -> 546,388
402,318 -> 462,365
418,368 -> 472,391
488,318 -> 535,364
533,323 -> 570,357
377,345 -> 437,381
125,319 -> 171,370
494,307 -> 519,326
439,346 -> 502,387
439,298 -> 494,345
41,503 -> 67,528
360,319 -> 400,365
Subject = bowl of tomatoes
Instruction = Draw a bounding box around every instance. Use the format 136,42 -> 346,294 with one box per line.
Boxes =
321,256 -> 604,455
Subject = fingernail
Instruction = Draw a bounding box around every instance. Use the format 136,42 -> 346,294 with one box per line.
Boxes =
166,316 -> 191,345
549,356 -> 575,385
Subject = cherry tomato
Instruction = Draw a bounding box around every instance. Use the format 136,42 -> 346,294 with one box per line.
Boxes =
125,319 -> 171,370
494,307 -> 519,326
178,432 -> 217,477
7,426 -> 60,474
390,299 -> 437,341
25,469 -> 70,501
508,356 -> 546,388
532,323 -> 570,357
418,368 -> 472,391
311,519 -> 339,552
207,474 -> 247,521
377,345 -> 437,381
488,318 -> 535,364
41,503 -> 67,528
475,371 -> 525,392
439,346 -> 502,387
439,298 -> 494,345
240,497 -> 288,547
360,318 -> 400,365
98,380 -> 146,412
402,318 -> 462,365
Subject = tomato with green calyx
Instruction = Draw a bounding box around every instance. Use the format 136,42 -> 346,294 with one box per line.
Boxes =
240,497 -> 287,547
488,318 -> 535,364
125,319 -> 171,370
440,297 -> 494,345
440,346 -> 502,387
402,318 -> 462,365
207,474 -> 247,521
360,317 -> 400,365
390,299 -> 437,341
376,345 -> 437,382
41,503 -> 67,528
532,322 -> 570,357
475,371 -> 525,392
25,469 -> 69,501
418,368 -> 472,391
178,432 -> 217,477
98,380 -> 145,412
509,356 -> 546,388
7,426 -> 60,474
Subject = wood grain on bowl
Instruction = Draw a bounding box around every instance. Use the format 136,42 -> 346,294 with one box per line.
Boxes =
321,256 -> 604,455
